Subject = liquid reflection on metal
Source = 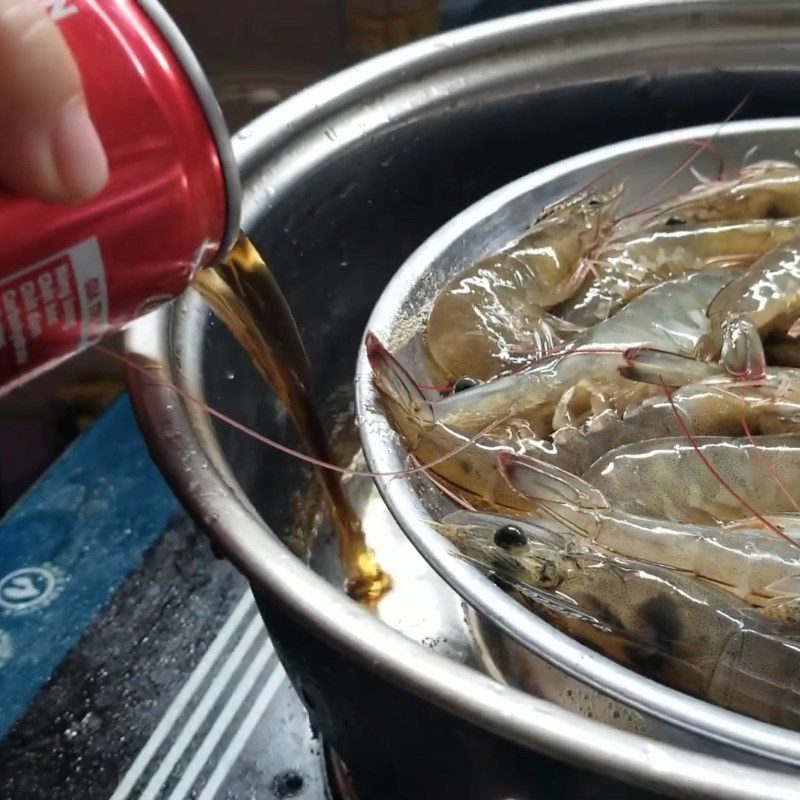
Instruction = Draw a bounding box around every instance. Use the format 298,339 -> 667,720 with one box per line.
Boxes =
287,401 -> 476,664
305,450 -> 479,667
358,475 -> 476,664
295,428 -> 671,733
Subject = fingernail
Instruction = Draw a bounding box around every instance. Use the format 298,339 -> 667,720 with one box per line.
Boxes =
51,97 -> 109,202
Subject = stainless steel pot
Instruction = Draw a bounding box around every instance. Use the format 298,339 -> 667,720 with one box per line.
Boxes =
356,117 -> 800,769
126,1 -> 800,796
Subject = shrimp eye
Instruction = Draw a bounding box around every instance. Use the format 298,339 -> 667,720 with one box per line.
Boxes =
452,376 -> 480,393
666,215 -> 685,226
587,198 -> 601,207
494,524 -> 527,549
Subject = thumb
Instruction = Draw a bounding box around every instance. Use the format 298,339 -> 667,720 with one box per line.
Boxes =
0,0 -> 108,204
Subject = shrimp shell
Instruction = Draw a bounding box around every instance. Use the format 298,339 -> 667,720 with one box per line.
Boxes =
428,270 -> 737,435
698,234 -> 800,359
581,434 -> 800,525
500,455 -> 800,606
438,510 -> 800,730
551,370 -> 800,476
559,218 -> 800,327
643,165 -> 800,228
426,188 -> 621,381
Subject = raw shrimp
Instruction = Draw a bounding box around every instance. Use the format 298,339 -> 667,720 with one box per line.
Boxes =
545,316 -> 766,461
414,269 -> 739,435
573,434 -> 800,525
425,187 -> 622,381
535,326 -> 800,475
537,371 -> 800,476
437,510 -> 800,729
558,218 -> 800,327
642,163 -> 800,228
499,456 -> 800,606
366,334 -> 551,513
697,234 -> 800,358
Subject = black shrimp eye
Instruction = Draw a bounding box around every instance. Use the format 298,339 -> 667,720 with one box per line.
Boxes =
587,198 -> 602,207
452,376 -> 480,393
666,215 -> 686,226
494,524 -> 527,549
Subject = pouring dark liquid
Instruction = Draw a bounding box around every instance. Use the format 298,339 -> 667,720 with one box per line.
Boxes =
193,233 -> 390,605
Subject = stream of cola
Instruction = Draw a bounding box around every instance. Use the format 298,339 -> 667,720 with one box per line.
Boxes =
192,232 -> 391,605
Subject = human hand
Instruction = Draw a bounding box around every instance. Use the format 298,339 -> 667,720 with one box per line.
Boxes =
0,0 -> 108,204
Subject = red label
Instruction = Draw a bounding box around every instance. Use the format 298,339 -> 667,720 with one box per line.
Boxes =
0,0 -> 229,394
0,239 -> 107,384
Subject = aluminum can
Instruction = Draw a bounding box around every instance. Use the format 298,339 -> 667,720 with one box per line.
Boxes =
0,0 -> 240,395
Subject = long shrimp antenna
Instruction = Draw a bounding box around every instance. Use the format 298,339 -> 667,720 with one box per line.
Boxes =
554,138 -> 725,209
657,373 -> 800,551
98,343 -> 514,480
410,455 -> 477,511
614,92 -> 752,224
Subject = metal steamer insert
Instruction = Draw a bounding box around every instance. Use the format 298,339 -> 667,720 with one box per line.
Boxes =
355,118 -> 800,767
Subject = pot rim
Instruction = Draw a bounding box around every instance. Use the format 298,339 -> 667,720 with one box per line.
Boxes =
126,1 -> 800,795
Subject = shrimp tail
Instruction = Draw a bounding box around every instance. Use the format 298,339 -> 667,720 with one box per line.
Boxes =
366,332 -> 434,422
499,452 -> 607,509
719,314 -> 767,381
619,347 -> 722,387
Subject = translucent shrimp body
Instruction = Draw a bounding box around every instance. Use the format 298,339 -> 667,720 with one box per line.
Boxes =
428,269 -> 738,434
499,457 -> 800,606
426,188 -> 621,381
438,510 -> 800,730
644,165 -> 800,228
698,234 -> 800,359
580,434 -> 800,525
559,218 -> 800,327
545,372 -> 800,476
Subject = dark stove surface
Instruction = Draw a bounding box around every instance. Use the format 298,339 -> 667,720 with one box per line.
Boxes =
0,398 -> 329,800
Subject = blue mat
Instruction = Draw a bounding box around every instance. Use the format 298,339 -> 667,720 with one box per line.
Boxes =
0,396 -> 182,738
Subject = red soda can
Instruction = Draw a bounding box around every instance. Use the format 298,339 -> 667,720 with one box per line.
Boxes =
0,0 -> 240,396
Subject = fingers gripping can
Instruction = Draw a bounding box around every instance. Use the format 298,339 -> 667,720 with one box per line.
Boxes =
0,0 -> 240,396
